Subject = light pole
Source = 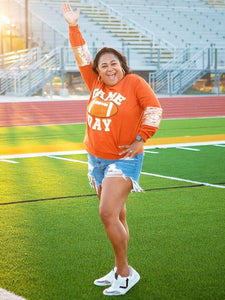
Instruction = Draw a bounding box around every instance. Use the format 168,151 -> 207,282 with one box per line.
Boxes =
25,0 -> 28,48
0,16 -> 9,54
0,22 -> 3,54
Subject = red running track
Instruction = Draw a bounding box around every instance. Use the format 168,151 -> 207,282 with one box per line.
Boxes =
0,96 -> 224,127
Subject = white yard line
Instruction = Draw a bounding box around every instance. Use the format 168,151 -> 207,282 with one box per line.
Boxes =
144,150 -> 159,154
0,150 -> 87,160
47,155 -> 88,164
0,288 -> 26,300
176,146 -> 200,151
48,154 -> 225,190
144,140 -> 225,149
0,141 -> 224,189
0,140 -> 224,161
0,159 -> 19,163
141,171 -> 225,189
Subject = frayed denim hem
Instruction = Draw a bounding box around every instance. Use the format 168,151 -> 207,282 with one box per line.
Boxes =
88,172 -> 144,193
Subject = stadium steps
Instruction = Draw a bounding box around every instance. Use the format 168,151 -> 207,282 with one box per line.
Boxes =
97,0 -> 225,47
79,3 -> 174,68
0,0 -> 177,69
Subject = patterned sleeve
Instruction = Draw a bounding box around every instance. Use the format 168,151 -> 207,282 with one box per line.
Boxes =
135,76 -> 162,141
69,25 -> 98,90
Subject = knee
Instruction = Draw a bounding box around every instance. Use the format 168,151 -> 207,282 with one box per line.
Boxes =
119,206 -> 126,222
99,204 -> 115,226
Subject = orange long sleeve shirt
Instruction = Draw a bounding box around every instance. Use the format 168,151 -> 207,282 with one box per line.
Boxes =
69,25 -> 162,159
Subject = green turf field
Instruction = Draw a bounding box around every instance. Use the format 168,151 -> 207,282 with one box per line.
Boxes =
0,118 -> 225,300
0,117 -> 225,145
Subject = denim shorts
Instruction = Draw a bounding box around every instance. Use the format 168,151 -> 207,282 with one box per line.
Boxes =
88,152 -> 144,192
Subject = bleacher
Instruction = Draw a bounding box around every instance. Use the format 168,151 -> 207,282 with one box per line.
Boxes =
95,0 -> 225,47
0,0 -> 225,96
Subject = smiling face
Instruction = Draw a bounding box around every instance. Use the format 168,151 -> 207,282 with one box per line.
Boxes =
97,53 -> 124,86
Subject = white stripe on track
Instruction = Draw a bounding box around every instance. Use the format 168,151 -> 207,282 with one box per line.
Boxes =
141,171 -> 225,189
0,288 -> 26,300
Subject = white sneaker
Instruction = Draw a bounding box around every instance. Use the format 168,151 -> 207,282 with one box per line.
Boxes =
94,267 -> 117,286
103,266 -> 140,296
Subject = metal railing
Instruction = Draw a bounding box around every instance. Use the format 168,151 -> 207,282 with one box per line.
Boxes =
150,47 -> 225,94
1,45 -> 225,96
1,48 -> 61,96
0,49 -> 37,69
0,48 -> 42,95
155,48 -> 210,93
1,48 -> 42,71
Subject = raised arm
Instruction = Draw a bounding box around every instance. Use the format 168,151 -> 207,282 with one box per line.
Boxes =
61,3 -> 80,27
61,3 -> 97,91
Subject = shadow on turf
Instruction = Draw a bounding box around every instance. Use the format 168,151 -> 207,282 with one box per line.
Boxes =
1,182 -> 224,206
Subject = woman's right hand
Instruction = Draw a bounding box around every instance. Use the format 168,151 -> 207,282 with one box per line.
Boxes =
61,3 -> 80,26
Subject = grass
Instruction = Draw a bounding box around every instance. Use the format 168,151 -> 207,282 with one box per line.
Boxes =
1,186 -> 224,300
0,118 -> 225,149
143,145 -> 225,184
0,118 -> 225,300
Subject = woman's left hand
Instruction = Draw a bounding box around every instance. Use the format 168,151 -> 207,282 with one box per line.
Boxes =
119,140 -> 144,159
61,3 -> 80,26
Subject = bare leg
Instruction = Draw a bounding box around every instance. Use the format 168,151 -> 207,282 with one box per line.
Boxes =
93,179 -> 129,246
99,177 -> 132,277
119,204 -> 129,246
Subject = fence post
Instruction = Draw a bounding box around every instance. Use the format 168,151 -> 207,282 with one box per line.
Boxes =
179,71 -> 182,94
42,68 -> 45,97
214,72 -> 220,95
149,72 -> 155,91
214,48 -> 217,70
92,41 -> 97,58
167,71 -> 172,96
50,71 -> 53,98
207,48 -> 210,70
202,49 -> 205,70
214,48 -> 220,95
210,43 -> 215,67
126,48 -> 130,67
60,48 -> 65,89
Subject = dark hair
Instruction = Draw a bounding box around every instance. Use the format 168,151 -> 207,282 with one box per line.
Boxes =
92,47 -> 131,75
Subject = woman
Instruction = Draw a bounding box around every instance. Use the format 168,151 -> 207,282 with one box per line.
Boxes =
61,3 -> 162,296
